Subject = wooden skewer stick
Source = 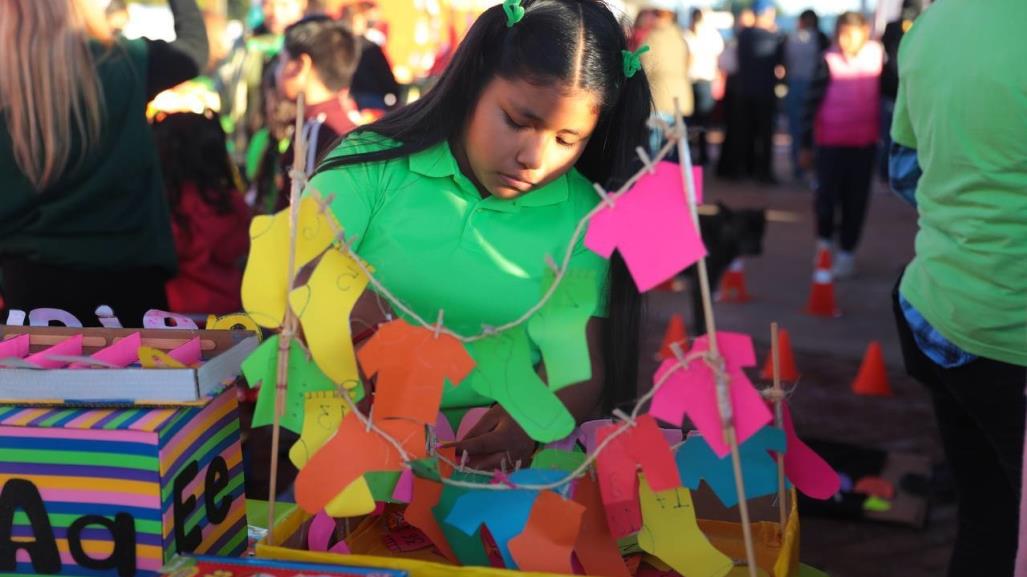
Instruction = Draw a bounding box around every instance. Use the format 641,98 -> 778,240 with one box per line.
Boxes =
267,93 -> 307,545
771,322 -> 788,530
673,99 -> 759,577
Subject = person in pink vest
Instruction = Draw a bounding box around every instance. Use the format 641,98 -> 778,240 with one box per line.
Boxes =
799,12 -> 883,278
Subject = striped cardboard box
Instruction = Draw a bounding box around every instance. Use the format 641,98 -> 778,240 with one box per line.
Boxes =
0,389 -> 246,576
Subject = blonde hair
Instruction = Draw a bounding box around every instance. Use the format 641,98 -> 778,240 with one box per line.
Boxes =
0,0 -> 108,191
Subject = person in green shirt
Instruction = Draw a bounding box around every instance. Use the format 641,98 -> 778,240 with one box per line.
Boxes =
308,0 -> 653,470
0,0 -> 208,326
889,1 -> 1027,574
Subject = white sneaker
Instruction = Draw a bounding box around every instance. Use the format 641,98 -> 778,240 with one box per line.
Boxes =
833,251 -> 856,279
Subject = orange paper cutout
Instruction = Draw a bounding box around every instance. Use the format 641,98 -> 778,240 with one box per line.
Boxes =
508,490 -> 585,574
405,476 -> 459,563
573,476 -> 632,577
295,411 -> 426,514
358,319 -> 475,425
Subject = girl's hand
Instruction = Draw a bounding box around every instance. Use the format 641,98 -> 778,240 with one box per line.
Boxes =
448,405 -> 537,471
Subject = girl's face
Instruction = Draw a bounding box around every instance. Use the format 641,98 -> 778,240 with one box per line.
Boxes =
461,77 -> 601,200
838,24 -> 868,57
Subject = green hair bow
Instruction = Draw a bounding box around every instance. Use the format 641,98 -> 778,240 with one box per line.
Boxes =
622,45 -> 650,79
503,0 -> 525,27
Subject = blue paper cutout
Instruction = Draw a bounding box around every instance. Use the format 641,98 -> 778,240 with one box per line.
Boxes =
675,425 -> 788,508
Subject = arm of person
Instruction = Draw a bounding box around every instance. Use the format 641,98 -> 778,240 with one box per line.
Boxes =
145,0 -> 210,100
799,55 -> 830,160
451,318 -> 606,470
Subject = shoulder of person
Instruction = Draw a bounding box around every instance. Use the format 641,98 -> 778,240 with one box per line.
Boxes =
322,130 -> 403,162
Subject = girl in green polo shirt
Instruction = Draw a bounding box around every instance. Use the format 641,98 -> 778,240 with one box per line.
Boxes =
308,0 -> 654,470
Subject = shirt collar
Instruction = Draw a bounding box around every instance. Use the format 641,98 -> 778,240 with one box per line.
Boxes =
408,141 -> 570,210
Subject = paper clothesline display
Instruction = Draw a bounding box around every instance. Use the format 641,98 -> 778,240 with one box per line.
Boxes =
241,106 -> 840,577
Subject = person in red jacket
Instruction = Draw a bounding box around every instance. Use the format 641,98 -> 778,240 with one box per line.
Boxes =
800,12 -> 883,279
153,111 -> 252,316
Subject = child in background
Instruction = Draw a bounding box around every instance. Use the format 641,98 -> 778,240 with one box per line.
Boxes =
309,0 -> 653,469
153,112 -> 252,316
275,15 -> 362,199
800,12 -> 883,278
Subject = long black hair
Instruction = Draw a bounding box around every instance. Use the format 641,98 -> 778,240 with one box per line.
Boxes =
318,0 -> 652,413
153,111 -> 241,226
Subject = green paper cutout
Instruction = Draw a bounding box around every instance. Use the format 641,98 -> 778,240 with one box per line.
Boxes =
532,448 -> 586,473
242,335 -> 363,434
863,496 -> 892,512
366,471 -> 402,502
467,326 -> 575,443
527,268 -> 597,390
409,457 -> 442,482
434,474 -> 491,566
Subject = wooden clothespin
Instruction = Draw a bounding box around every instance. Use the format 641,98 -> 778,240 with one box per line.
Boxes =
636,146 -> 656,174
459,451 -> 469,472
593,183 -> 615,208
433,310 -> 445,339
669,342 -> 688,366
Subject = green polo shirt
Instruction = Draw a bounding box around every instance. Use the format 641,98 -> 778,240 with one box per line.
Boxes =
891,0 -> 1027,366
306,132 -> 610,409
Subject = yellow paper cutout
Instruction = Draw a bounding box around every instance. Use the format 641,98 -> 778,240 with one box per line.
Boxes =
324,476 -> 377,518
138,346 -> 186,369
637,476 -> 733,577
289,391 -> 349,468
288,248 -> 369,385
206,313 -> 262,340
241,196 -> 338,328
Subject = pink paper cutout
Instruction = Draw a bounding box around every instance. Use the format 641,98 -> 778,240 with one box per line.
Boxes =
434,412 -> 456,443
28,308 -> 82,328
329,539 -> 351,554
392,468 -> 414,503
70,333 -> 141,369
25,335 -> 84,369
169,337 -> 202,366
545,419 -> 682,455
143,309 -> 198,330
0,335 -> 30,360
308,510 -> 336,552
584,161 -> 707,292
779,402 -> 841,499
649,331 -> 772,458
456,407 -> 490,441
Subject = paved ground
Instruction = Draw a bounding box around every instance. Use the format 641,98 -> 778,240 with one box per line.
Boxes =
640,149 -> 955,577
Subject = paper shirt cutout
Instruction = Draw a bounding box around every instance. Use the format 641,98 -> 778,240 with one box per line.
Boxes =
585,161 -> 707,292
25,335 -> 83,369
637,476 -> 733,577
359,319 -> 475,426
527,268 -> 598,390
289,248 -> 369,386
138,346 -> 186,369
290,391 -> 348,468
69,333 -> 141,369
572,476 -> 632,577
508,490 -> 585,573
468,326 -> 575,443
241,196 -> 337,328
532,448 -> 586,473
435,475 -> 492,566
779,402 -> 841,500
445,469 -> 569,569
595,415 -> 682,538
0,334 -> 30,360
295,410 -> 425,514
650,332 -> 772,457
676,426 -> 787,508
241,335 -> 337,434
406,475 -> 459,563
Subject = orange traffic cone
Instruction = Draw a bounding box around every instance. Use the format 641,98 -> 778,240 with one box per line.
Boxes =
657,314 -> 689,361
717,258 -> 751,303
805,248 -> 841,317
760,328 -> 799,381
852,341 -> 892,396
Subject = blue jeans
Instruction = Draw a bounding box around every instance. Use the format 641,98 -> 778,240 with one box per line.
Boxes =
785,79 -> 810,178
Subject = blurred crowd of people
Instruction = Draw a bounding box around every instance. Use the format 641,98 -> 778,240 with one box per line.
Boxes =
0,0 -> 925,321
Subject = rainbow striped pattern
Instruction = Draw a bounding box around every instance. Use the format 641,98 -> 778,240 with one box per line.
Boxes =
0,390 -> 246,576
